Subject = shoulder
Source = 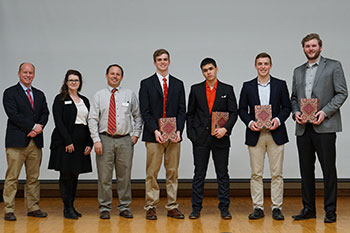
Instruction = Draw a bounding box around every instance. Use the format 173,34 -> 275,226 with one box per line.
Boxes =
191,81 -> 205,89
32,86 -> 46,96
169,75 -> 183,84
140,74 -> 157,85
3,84 -> 19,96
243,78 -> 257,86
270,76 -> 286,84
218,80 -> 233,89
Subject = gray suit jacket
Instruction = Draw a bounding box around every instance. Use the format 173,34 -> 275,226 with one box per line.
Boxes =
291,56 -> 348,136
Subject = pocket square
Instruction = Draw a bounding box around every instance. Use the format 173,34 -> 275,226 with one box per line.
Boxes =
221,95 -> 227,98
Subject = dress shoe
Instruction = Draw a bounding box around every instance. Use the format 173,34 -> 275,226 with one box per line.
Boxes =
146,208 -> 157,220
4,212 -> 16,221
272,208 -> 285,220
324,211 -> 336,223
64,207 -> 78,219
220,209 -> 232,219
27,209 -> 48,218
189,210 -> 200,219
292,208 -> 316,220
100,211 -> 110,219
248,208 -> 264,220
167,208 -> 185,219
73,207 -> 82,217
119,209 -> 134,218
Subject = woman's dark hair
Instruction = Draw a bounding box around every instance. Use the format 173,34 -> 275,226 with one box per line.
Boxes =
60,69 -> 82,100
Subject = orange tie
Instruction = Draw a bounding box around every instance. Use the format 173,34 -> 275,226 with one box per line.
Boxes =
162,78 -> 168,118
107,89 -> 117,134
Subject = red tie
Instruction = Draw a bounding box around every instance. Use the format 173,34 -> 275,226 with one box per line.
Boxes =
107,88 -> 117,134
26,89 -> 34,109
162,78 -> 168,118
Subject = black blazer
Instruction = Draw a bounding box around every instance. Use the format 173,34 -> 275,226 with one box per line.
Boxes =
50,93 -> 93,149
238,76 -> 291,146
139,73 -> 186,143
186,80 -> 238,147
3,82 -> 49,148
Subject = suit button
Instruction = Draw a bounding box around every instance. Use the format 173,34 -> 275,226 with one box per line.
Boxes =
206,127 -> 209,130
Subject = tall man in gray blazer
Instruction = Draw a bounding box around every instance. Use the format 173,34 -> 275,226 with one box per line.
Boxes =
291,33 -> 348,223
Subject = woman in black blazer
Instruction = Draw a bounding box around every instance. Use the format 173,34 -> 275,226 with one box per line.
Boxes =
48,70 -> 93,219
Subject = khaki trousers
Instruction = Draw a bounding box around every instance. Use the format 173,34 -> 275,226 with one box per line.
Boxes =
248,131 -> 284,210
96,135 -> 134,213
144,142 -> 180,211
3,140 -> 42,213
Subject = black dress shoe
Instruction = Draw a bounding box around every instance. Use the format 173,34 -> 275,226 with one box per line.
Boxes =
248,208 -> 264,220
220,209 -> 232,220
100,211 -> 110,219
272,208 -> 284,220
120,209 -> 134,218
27,209 -> 48,218
189,210 -> 200,219
292,208 -> 316,220
4,212 -> 16,221
324,211 -> 336,223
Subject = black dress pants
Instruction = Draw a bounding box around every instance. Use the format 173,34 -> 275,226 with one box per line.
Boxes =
297,124 -> 337,213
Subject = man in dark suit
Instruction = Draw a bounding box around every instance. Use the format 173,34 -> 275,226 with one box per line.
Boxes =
2,63 -> 49,221
291,33 -> 348,223
186,58 -> 238,219
139,49 -> 186,220
239,53 -> 291,220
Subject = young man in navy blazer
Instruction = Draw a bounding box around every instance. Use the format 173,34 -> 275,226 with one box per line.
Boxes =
186,58 -> 238,219
239,53 -> 291,220
2,63 -> 49,221
139,49 -> 186,220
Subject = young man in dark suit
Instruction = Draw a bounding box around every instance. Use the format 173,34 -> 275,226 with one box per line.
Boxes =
186,58 -> 238,219
239,53 -> 291,220
2,63 -> 49,221
291,33 -> 348,223
139,49 -> 186,220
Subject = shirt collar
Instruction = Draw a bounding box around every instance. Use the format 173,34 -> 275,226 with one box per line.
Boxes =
206,80 -> 218,90
156,72 -> 169,83
19,82 -> 32,92
257,77 -> 270,87
307,58 -> 320,68
107,85 -> 121,92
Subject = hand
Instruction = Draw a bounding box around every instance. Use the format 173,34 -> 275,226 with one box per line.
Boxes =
249,121 -> 261,132
94,141 -> 103,155
294,111 -> 306,125
27,130 -> 37,138
313,110 -> 326,125
214,127 -> 227,139
269,118 -> 279,130
33,124 -> 43,134
154,130 -> 166,144
84,146 -> 92,155
173,131 -> 181,143
131,136 -> 139,145
65,144 -> 75,153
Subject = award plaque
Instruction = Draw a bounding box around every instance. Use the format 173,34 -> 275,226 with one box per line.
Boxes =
211,111 -> 229,135
158,117 -> 177,142
300,98 -> 319,123
254,105 -> 272,129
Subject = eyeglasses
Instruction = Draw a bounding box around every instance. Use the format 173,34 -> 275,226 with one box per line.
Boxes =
67,79 -> 80,83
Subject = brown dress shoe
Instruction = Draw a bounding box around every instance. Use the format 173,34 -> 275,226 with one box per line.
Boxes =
4,212 -> 16,221
167,208 -> 185,219
146,208 -> 157,220
27,209 -> 48,218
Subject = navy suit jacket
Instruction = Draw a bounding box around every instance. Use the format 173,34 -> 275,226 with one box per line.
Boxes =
139,73 -> 186,143
3,82 -> 49,148
186,80 -> 238,147
238,76 -> 291,146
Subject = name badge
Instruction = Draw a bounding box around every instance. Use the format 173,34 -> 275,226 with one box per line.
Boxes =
122,102 -> 129,107
64,100 -> 73,105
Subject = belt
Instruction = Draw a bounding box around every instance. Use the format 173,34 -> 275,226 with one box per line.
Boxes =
101,132 -> 129,139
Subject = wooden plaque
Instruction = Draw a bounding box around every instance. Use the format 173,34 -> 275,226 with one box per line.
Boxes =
211,111 -> 229,135
254,105 -> 272,129
158,117 -> 177,142
300,98 -> 319,123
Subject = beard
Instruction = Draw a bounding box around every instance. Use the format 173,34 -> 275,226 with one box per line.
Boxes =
305,49 -> 321,61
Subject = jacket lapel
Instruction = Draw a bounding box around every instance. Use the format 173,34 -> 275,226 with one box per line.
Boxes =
312,56 -> 326,93
200,81 -> 210,115
269,76 -> 275,105
252,78 -> 261,105
16,83 -> 34,112
151,74 -> 163,98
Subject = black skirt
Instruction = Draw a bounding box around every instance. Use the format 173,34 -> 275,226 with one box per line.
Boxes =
48,124 -> 92,173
